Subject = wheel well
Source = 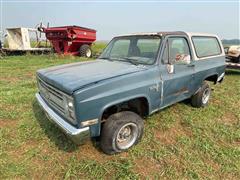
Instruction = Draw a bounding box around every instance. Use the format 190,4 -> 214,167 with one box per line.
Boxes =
101,97 -> 149,121
205,74 -> 218,84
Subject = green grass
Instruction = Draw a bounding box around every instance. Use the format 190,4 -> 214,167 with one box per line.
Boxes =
0,54 -> 240,179
91,41 -> 107,55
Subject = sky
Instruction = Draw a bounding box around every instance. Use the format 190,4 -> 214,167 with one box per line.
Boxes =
1,0 -> 239,40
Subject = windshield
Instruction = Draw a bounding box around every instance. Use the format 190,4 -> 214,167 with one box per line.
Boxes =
99,35 -> 161,65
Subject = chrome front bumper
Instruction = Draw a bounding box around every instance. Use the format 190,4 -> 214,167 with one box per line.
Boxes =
35,93 -> 90,144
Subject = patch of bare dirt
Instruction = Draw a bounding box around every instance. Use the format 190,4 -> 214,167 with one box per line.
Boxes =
7,139 -> 66,179
218,112 -> 239,125
233,138 -> 240,146
0,76 -> 20,83
0,104 -> 17,112
0,119 -> 17,128
134,157 -> 162,177
75,140 -> 114,162
211,98 -> 222,105
154,121 -> 192,145
204,158 -> 220,171
162,155 -> 184,172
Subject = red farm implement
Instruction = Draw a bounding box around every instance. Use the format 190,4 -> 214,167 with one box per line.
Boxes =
39,26 -> 96,57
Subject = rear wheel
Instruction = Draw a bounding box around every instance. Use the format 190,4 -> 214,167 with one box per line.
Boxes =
191,82 -> 211,108
100,111 -> 144,155
79,44 -> 92,58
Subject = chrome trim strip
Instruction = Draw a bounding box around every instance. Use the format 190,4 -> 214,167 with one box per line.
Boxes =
217,72 -> 225,82
36,93 -> 90,144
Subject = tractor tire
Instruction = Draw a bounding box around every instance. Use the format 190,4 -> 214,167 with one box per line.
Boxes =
100,111 -> 144,155
191,82 -> 211,108
79,44 -> 92,58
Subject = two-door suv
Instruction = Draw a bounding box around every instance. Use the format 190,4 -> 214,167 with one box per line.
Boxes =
36,31 -> 225,154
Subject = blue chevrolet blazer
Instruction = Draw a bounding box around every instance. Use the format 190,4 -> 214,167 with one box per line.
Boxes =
36,31 -> 225,154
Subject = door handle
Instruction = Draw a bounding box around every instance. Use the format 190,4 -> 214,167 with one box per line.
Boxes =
187,64 -> 195,67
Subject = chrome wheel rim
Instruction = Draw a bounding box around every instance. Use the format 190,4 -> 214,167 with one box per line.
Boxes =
202,88 -> 210,104
86,49 -> 91,57
116,123 -> 138,150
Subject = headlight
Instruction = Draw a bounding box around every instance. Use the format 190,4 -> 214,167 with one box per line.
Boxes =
68,101 -> 73,109
66,98 -> 74,110
65,97 -> 76,122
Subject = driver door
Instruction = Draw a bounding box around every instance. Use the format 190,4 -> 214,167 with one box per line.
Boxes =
160,36 -> 195,107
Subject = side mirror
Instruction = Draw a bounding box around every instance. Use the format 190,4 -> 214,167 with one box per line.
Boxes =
167,64 -> 174,74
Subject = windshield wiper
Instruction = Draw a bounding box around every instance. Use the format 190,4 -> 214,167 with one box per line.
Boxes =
98,57 -> 113,61
99,57 -> 138,65
121,57 -> 138,66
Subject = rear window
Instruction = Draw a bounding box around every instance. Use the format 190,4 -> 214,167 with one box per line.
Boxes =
192,36 -> 222,58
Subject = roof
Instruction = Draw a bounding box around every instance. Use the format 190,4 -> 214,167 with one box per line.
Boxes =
116,31 -> 218,37
186,32 -> 218,37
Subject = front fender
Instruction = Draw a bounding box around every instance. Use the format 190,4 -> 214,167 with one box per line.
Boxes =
73,67 -> 160,137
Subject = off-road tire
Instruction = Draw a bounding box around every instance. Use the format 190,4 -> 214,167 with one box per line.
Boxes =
79,44 -> 92,58
100,111 -> 144,155
191,82 -> 211,108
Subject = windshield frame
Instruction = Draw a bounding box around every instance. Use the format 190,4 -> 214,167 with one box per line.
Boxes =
99,35 -> 162,65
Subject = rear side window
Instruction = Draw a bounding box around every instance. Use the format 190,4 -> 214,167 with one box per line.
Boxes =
192,36 -> 222,58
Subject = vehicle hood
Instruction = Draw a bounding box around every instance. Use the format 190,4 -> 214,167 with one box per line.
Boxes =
37,60 -> 147,94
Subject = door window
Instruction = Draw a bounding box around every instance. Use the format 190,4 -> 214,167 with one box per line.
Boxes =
162,37 -> 191,64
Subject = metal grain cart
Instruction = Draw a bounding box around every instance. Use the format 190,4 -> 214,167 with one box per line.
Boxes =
39,26 -> 96,57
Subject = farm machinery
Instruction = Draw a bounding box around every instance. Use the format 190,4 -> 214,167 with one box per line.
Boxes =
0,27 -> 51,55
0,24 -> 97,57
225,45 -> 240,69
38,25 -> 97,57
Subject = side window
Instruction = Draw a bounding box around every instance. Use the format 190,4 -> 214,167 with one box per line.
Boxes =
162,37 -> 191,64
192,36 -> 221,58
110,39 -> 130,58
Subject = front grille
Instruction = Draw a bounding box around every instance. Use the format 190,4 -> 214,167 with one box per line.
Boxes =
37,77 -> 76,125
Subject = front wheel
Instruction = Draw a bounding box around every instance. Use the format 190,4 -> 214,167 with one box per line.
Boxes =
100,111 -> 144,155
191,82 -> 211,108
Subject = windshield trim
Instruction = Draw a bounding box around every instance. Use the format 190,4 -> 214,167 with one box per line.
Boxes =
99,35 -> 162,66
